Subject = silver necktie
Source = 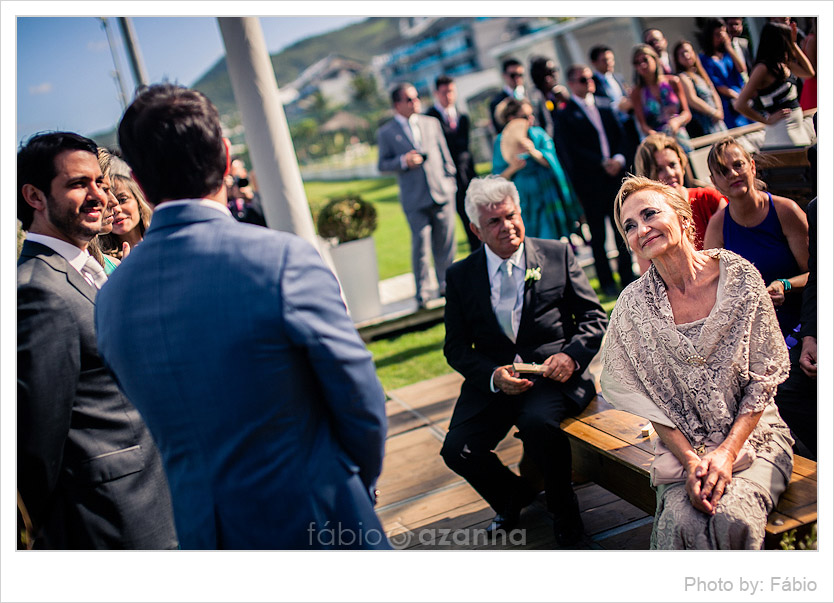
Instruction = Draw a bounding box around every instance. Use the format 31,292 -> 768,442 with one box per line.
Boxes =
495,260 -> 516,342
82,256 -> 108,289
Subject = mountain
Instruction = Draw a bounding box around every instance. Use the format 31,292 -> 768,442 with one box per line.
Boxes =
92,17 -> 401,144
192,17 -> 402,117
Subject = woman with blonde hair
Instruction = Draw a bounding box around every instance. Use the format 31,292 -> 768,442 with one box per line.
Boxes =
630,44 -> 691,150
601,174 -> 794,549
98,154 -> 152,259
634,132 -> 726,251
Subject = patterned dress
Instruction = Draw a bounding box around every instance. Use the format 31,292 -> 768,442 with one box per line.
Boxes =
601,249 -> 794,549
640,80 -> 692,150
680,71 -> 728,137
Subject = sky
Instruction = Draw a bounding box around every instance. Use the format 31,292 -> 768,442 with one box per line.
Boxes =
16,14 -> 366,143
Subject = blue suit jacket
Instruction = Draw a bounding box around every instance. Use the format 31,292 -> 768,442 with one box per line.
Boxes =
95,203 -> 388,549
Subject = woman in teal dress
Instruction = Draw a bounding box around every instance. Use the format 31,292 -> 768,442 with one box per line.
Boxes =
492,98 -> 583,241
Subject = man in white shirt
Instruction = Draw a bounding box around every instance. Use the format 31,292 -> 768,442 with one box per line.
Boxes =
17,131 -> 177,549
489,58 -> 527,133
555,65 -> 636,296
441,176 -> 608,547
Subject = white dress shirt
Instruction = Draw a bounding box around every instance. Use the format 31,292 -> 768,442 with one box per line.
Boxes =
394,113 -> 422,169
434,102 -> 457,128
571,93 -> 626,169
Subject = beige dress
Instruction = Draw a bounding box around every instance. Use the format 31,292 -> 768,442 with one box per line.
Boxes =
600,249 -> 794,549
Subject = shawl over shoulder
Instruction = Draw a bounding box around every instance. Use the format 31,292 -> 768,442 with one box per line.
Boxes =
600,250 -> 793,485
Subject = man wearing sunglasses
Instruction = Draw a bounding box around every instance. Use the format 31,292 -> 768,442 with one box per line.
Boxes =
489,58 -> 527,134
554,65 -> 635,297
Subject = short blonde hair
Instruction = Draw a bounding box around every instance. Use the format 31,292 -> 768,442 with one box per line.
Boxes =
613,175 -> 695,247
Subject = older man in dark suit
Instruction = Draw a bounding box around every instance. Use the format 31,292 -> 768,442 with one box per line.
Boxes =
378,82 -> 457,306
440,176 -> 608,547
17,132 -> 177,549
426,74 -> 480,251
555,64 -> 636,296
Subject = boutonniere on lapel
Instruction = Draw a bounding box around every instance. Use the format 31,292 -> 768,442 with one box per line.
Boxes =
524,266 -> 542,288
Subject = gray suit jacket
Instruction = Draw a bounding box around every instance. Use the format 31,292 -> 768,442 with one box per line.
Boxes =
377,114 -> 457,212
17,241 -> 177,549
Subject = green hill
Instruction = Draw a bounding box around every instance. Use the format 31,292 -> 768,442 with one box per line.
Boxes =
92,17 -> 401,144
192,17 -> 401,116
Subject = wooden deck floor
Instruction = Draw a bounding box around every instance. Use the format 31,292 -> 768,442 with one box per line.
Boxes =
377,372 -> 653,550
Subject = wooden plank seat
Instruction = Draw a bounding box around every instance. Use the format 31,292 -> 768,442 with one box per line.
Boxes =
560,395 -> 817,549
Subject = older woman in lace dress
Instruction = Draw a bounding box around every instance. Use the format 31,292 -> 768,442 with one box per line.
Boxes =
600,176 -> 794,549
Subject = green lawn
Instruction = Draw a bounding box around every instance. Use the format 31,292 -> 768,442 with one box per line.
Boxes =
305,177 -> 469,280
303,171 -> 618,393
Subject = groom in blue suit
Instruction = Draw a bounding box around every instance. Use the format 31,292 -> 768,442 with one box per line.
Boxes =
95,84 -> 389,549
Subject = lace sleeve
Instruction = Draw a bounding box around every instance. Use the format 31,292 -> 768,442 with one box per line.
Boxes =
738,275 -> 791,415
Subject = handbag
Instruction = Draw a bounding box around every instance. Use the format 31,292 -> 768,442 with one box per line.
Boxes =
650,435 -> 756,485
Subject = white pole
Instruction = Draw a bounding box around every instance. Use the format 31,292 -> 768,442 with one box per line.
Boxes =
217,17 -> 318,246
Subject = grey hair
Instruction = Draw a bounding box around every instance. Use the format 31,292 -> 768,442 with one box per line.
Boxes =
464,175 -> 521,225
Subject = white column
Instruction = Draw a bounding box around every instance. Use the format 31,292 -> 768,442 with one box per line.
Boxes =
217,17 -> 318,246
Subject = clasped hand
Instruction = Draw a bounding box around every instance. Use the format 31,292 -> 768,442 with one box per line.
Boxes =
766,279 -> 788,306
685,448 -> 734,515
493,352 -> 575,395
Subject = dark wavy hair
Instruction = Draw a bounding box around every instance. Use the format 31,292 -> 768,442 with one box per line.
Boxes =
118,83 -> 227,205
17,131 -> 98,230
529,56 -> 556,92
754,22 -> 794,75
698,18 -> 727,56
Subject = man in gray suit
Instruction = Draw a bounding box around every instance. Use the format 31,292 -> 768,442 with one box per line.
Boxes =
378,82 -> 457,306
17,131 -> 177,549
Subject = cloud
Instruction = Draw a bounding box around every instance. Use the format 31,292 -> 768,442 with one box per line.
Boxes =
28,82 -> 53,95
87,40 -> 107,52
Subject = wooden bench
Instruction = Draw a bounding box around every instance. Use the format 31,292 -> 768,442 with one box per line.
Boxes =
559,396 -> 817,549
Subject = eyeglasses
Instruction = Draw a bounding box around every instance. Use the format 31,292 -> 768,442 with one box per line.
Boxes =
572,76 -> 592,84
507,71 -> 524,79
400,96 -> 419,104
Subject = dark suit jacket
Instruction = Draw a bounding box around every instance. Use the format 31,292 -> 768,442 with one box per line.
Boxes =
425,105 -> 476,185
17,241 -> 177,549
489,90 -> 511,133
443,238 -> 608,427
592,72 -> 628,112
377,114 -> 457,213
95,204 -> 388,549
554,98 -> 627,205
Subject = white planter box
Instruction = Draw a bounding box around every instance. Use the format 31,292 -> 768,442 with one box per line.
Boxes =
329,237 -> 382,323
